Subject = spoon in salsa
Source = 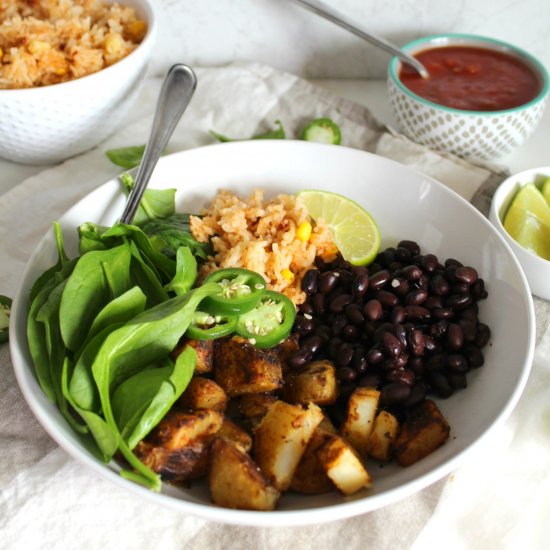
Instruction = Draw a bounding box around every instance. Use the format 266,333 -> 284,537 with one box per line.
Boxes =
120,63 -> 197,224
287,0 -> 429,79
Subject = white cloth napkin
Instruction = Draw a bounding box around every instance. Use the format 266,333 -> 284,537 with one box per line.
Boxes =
1,62 -> 549,550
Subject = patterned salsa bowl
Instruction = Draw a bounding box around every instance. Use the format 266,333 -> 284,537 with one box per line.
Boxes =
387,34 -> 549,161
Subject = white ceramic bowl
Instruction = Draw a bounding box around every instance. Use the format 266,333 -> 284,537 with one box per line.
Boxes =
387,34 -> 550,161
10,141 -> 535,526
489,166 -> 550,300
0,0 -> 156,165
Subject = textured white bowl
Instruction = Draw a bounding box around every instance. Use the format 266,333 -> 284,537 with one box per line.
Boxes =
387,34 -> 549,161
489,166 -> 550,300
0,0 -> 156,165
10,141 -> 535,526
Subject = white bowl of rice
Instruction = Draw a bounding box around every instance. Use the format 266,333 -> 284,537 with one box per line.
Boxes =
0,0 -> 156,164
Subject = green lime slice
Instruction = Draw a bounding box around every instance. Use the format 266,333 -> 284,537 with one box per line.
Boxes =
540,177 -> 550,208
297,190 -> 381,265
503,183 -> 550,260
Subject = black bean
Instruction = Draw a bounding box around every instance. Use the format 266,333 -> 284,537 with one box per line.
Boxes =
301,269 -> 319,295
407,328 -> 425,356
319,271 -> 339,294
424,295 -> 443,309
432,307 -> 455,320
391,306 -> 406,324
301,334 -> 323,354
381,331 -> 402,357
312,293 -> 326,315
342,324 -> 359,342
358,372 -> 382,388
446,293 -> 473,311
293,315 -> 314,335
366,346 -> 384,365
373,290 -> 400,309
386,368 -> 416,387
409,356 -> 426,377
352,353 -> 368,374
464,345 -> 484,368
337,366 -> 357,383
300,301 -> 314,316
475,323 -> 491,348
427,353 -> 446,372
429,372 -> 454,398
329,293 -> 352,314
345,303 -> 364,324
403,382 -> 427,407
451,283 -> 471,295
460,307 -> 479,323
335,344 -> 354,367
395,246 -> 412,263
389,277 -> 410,298
328,337 -> 343,359
448,372 -> 468,390
404,305 -> 431,321
369,269 -> 392,290
402,264 -> 423,281
429,273 -> 450,296
458,318 -> 477,342
288,348 -> 312,368
420,253 -> 439,272
331,314 -> 348,336
405,289 -> 428,306
471,278 -> 488,300
447,323 -> 464,351
336,269 -> 353,289
352,273 -> 370,297
424,335 -> 439,354
380,382 -> 411,405
430,320 -> 449,339
398,240 -> 421,256
378,249 -> 396,267
363,299 -> 383,321
446,353 -> 469,373
445,258 -> 463,268
454,266 -> 478,285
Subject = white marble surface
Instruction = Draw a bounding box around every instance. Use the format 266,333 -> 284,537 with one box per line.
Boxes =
147,0 -> 550,79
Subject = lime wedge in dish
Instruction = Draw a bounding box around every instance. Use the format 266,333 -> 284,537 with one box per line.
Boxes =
540,177 -> 550,208
503,183 -> 550,260
297,190 -> 381,265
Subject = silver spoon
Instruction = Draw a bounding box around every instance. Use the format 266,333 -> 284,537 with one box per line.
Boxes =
286,0 -> 429,79
119,63 -> 198,224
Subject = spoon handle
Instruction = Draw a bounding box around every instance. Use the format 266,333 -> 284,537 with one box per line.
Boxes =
287,0 -> 429,79
119,64 -> 197,225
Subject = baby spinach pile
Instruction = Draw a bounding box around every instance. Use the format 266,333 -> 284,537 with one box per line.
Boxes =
26,175 -> 214,490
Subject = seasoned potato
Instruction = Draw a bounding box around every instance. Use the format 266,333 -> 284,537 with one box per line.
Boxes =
282,360 -> 338,405
172,338 -> 214,373
316,431 -> 372,495
367,410 -> 400,462
393,399 -> 450,466
340,387 -> 380,456
209,438 -> 280,511
134,409 -> 223,481
238,393 -> 279,429
214,337 -> 283,396
290,427 -> 334,495
253,400 -> 324,491
216,418 -> 253,453
177,376 -> 228,412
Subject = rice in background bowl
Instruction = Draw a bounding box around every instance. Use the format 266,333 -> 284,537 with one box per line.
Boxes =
0,0 -> 156,164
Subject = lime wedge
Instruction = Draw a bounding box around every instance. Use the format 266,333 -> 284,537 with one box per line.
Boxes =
541,177 -> 550,208
503,183 -> 550,260
297,190 -> 381,265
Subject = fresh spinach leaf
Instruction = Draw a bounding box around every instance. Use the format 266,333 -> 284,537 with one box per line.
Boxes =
164,246 -> 197,296
78,222 -> 109,254
105,145 -> 146,169
129,242 -> 170,307
209,120 -> 286,142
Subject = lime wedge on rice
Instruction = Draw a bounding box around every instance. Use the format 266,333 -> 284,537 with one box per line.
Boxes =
503,183 -> 550,260
297,190 -> 381,265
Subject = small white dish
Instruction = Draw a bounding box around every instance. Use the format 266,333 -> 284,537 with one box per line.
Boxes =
10,141 -> 535,525
489,166 -> 550,301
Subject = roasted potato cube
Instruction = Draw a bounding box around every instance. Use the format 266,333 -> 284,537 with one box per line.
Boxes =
316,432 -> 372,495
214,337 -> 283,396
282,360 -> 338,405
367,410 -> 400,462
253,400 -> 324,491
172,338 -> 214,373
393,399 -> 450,466
134,409 -> 223,481
209,438 -> 280,511
177,376 -> 228,412
290,427 -> 334,495
216,418 -> 253,453
238,393 -> 279,429
340,387 -> 380,456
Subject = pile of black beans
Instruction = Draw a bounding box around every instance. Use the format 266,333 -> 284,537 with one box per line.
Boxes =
288,240 -> 490,419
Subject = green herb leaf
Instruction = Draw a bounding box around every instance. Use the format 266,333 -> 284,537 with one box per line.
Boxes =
105,145 -> 146,169
164,246 -> 197,296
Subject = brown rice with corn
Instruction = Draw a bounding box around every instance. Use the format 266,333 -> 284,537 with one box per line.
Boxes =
190,189 -> 337,305
0,0 -> 147,89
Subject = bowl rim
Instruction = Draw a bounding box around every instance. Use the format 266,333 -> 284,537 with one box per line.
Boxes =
388,33 -> 550,116
490,166 -> 550,266
0,0 -> 157,95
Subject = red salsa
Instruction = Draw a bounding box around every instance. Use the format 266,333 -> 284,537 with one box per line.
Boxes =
399,46 -> 542,111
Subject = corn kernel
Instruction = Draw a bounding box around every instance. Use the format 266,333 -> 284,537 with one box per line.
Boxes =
28,40 -> 51,55
296,221 -> 312,242
0,47 -> 3,59
126,20 -> 147,41
104,34 -> 124,55
281,268 -> 294,282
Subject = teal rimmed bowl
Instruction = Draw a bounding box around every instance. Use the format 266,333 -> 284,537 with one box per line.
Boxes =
387,34 -> 549,161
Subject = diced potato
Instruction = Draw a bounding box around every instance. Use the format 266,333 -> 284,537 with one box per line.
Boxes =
214,337 -> 283,396
282,360 -> 338,406
238,393 -> 279,429
340,387 -> 380,456
172,338 -> 214,373
393,399 -> 450,467
316,432 -> 372,495
290,427 -> 334,495
216,418 -> 253,453
318,414 -> 338,435
367,410 -> 400,462
177,376 -> 228,412
209,438 -> 280,511
253,400 -> 324,491
134,409 -> 223,481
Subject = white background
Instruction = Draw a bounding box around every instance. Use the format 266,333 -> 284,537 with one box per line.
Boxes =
148,0 -> 550,78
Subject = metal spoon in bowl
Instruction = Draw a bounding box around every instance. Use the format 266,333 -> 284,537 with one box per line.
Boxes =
119,63 -> 198,225
286,0 -> 429,79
